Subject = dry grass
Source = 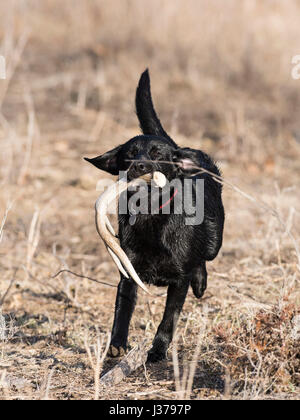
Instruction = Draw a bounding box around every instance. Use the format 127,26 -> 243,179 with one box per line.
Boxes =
0,0 -> 299,400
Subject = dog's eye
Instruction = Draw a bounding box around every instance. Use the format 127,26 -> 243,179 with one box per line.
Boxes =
126,147 -> 138,160
150,147 -> 162,160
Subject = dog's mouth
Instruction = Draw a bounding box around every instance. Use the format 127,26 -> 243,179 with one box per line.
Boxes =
126,157 -> 177,182
126,168 -> 168,199
95,171 -> 167,296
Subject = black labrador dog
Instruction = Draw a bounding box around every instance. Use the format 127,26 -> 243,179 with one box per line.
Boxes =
85,70 -> 224,362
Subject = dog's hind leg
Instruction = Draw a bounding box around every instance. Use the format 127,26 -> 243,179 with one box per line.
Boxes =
108,275 -> 137,357
147,281 -> 189,363
190,262 -> 207,299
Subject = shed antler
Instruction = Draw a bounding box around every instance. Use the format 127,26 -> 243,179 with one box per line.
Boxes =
95,171 -> 167,296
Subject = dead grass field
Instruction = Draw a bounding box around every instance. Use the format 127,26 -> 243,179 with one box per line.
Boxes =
0,0 -> 299,400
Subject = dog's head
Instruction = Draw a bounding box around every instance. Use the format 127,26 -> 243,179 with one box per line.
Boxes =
85,134 -> 178,182
85,70 -> 197,181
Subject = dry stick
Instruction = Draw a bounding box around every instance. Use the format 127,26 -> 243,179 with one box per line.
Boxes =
88,111 -> 106,142
171,311 -> 207,400
40,368 -> 55,401
0,200 -> 14,244
17,92 -> 37,186
84,329 -> 111,400
0,267 -> 18,306
23,267 -> 96,316
0,121 -> 14,189
52,269 -> 118,289
26,210 -> 41,273
0,31 -> 29,110
25,267 -> 63,295
185,311 -> 207,399
172,333 -> 183,399
99,339 -> 148,387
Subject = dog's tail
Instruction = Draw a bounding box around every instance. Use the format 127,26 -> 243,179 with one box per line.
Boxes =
135,69 -> 176,146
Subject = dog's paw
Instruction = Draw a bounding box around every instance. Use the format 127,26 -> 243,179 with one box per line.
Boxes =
107,344 -> 126,358
191,282 -> 206,299
146,349 -> 166,363
191,269 -> 207,299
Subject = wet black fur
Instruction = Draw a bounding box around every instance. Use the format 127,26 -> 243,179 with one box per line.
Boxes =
85,70 -> 225,362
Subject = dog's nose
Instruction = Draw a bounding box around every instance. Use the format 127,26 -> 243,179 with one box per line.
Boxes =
137,162 -> 145,171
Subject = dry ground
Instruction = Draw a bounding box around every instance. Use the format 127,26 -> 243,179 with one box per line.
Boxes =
0,0 -> 299,400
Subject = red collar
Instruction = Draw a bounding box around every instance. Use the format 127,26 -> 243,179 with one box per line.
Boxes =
160,188 -> 179,209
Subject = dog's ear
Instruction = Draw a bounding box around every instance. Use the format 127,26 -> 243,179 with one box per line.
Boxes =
172,148 -> 199,171
136,69 -> 177,147
84,145 -> 122,175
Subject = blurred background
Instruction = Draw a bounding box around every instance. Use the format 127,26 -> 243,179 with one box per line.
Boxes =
0,0 -> 299,400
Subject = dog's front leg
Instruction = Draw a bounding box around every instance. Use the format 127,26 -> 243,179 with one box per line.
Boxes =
147,281 -> 189,363
108,275 -> 137,357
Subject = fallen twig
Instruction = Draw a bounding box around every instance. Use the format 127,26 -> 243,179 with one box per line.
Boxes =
0,267 -> 18,306
52,269 -> 118,289
100,339 -> 149,387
